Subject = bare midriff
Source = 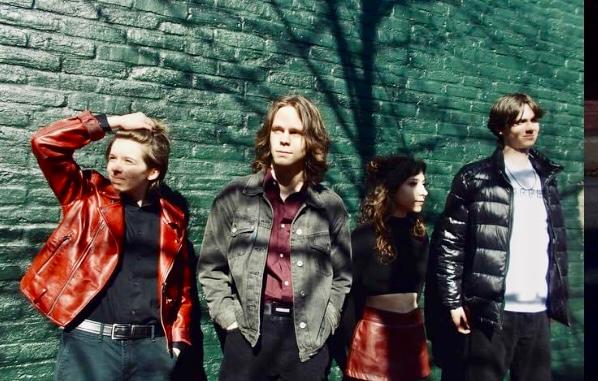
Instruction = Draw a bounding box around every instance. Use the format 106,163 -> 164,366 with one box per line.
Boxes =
365,292 -> 418,313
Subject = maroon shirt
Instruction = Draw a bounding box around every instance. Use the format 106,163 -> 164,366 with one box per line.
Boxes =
263,170 -> 306,304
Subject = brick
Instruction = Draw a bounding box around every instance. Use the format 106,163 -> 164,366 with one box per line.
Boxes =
161,51 -> 218,76
218,62 -> 266,81
63,58 -> 128,79
61,20 -> 125,43
131,99 -> 189,120
158,21 -> 188,35
133,0 -> 188,19
36,0 -> 99,19
68,92 -> 132,115
0,85 -> 65,107
97,44 -> 159,65
99,5 -> 162,28
0,24 -> 27,47
0,64 -> 28,84
127,28 -> 187,51
131,67 -> 193,88
0,4 -> 60,31
28,72 -> 100,93
28,32 -> 96,57
97,78 -> 164,99
0,103 -> 31,129
0,45 -> 60,71
214,29 -> 266,50
187,6 -> 243,30
0,0 -> 33,7
97,0 -> 133,7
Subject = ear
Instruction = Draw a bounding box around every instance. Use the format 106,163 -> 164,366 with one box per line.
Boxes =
147,168 -> 160,181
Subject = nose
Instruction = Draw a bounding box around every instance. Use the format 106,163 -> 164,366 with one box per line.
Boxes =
420,185 -> 428,197
279,130 -> 290,145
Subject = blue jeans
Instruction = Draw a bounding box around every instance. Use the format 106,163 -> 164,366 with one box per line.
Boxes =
54,329 -> 178,381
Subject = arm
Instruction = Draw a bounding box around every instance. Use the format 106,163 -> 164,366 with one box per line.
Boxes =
31,112 -> 105,205
433,169 -> 471,313
325,201 -> 353,332
31,111 -> 157,206
197,192 -> 238,330
171,238 -> 194,348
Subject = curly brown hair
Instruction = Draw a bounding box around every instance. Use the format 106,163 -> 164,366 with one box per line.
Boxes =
359,155 -> 426,264
252,95 -> 330,185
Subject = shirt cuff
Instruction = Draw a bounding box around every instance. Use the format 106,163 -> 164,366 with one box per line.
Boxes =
94,114 -> 111,132
172,341 -> 189,352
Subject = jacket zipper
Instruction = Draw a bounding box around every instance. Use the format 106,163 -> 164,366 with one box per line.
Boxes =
37,233 -> 72,274
160,234 -> 184,351
499,184 -> 514,328
49,221 -> 105,312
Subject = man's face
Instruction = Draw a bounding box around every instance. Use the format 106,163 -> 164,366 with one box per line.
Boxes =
394,171 -> 428,217
269,106 -> 307,170
501,103 -> 540,151
106,138 -> 159,200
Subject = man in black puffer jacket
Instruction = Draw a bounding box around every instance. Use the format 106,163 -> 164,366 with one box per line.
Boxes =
427,93 -> 570,381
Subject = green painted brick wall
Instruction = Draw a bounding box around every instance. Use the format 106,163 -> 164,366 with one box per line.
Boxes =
0,0 -> 583,380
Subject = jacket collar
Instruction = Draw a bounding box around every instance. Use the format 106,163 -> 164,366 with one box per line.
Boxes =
242,170 -> 326,210
491,147 -> 562,179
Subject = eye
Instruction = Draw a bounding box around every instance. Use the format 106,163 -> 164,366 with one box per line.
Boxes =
531,118 -> 538,123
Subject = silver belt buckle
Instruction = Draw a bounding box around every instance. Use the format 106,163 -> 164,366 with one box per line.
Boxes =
111,324 -> 130,340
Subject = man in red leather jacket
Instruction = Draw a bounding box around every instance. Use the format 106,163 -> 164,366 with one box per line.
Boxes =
20,111 -> 193,380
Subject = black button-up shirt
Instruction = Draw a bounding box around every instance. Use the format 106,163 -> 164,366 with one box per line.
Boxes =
85,195 -> 160,325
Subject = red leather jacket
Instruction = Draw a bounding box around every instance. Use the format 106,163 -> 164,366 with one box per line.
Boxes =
20,112 -> 193,348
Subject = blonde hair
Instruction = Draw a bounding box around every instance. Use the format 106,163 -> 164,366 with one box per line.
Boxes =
105,119 -> 170,192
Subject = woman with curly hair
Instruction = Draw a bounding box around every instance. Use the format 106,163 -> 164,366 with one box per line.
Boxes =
343,155 -> 431,381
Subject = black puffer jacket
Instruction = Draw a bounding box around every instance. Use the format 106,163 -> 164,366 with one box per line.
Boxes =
431,148 -> 570,328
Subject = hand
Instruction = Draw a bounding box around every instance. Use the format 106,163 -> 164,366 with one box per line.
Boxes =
107,112 -> 155,131
173,347 -> 181,358
226,321 -> 238,331
450,307 -> 471,334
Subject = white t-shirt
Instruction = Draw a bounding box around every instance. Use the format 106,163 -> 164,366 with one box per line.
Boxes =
503,159 -> 549,313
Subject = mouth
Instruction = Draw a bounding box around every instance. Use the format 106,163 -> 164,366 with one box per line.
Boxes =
275,151 -> 292,155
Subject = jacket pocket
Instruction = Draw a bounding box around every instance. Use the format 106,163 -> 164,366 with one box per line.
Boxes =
309,233 -> 332,275
36,232 -> 73,275
227,216 -> 257,258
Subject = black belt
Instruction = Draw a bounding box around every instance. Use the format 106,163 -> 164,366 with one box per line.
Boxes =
263,301 -> 293,317
74,319 -> 160,340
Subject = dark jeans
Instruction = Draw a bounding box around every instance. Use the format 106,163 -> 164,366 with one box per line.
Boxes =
464,311 -> 551,381
54,329 -> 178,381
219,314 -> 329,381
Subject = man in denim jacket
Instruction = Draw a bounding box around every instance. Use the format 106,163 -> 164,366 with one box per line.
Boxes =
198,95 -> 352,380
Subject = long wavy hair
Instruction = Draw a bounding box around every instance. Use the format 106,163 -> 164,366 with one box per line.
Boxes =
252,95 -> 330,185
359,155 -> 426,264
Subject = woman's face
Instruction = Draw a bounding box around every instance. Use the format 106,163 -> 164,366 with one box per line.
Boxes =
393,171 -> 428,217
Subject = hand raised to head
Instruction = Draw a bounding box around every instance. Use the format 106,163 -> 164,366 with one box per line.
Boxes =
107,112 -> 156,131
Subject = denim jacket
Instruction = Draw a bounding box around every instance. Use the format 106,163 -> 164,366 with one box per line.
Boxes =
197,171 -> 352,361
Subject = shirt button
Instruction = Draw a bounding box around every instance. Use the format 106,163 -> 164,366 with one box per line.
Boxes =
297,260 -> 303,267
279,253 -> 284,258
300,290 -> 306,297
299,322 -> 307,329
296,229 -> 302,235
281,224 -> 285,228
284,281 -> 289,286
231,227 -> 237,233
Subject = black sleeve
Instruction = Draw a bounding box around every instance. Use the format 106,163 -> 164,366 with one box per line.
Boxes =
94,114 -> 111,132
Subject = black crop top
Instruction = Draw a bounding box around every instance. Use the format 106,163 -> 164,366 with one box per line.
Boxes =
351,216 -> 429,296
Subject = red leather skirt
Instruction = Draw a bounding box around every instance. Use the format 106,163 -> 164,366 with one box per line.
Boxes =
345,306 -> 430,381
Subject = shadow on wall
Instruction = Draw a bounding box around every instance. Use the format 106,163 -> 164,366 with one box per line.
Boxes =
128,1 -> 582,380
